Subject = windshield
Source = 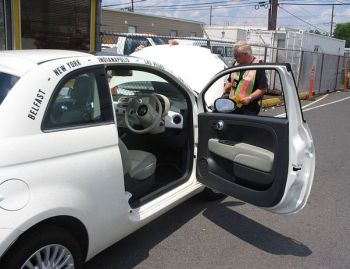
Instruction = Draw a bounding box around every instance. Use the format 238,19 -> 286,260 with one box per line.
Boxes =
153,37 -> 166,45
0,72 -> 19,105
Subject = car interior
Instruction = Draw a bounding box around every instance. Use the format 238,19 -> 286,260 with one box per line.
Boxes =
44,72 -> 111,129
107,67 -> 194,207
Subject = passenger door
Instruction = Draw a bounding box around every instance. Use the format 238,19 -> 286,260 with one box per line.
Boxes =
196,64 -> 315,214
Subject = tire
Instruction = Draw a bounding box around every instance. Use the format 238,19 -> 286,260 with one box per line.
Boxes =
1,225 -> 83,269
199,187 -> 227,201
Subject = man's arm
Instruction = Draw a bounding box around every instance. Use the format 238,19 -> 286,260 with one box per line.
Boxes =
240,88 -> 266,105
240,69 -> 268,105
222,81 -> 232,96
222,73 -> 233,96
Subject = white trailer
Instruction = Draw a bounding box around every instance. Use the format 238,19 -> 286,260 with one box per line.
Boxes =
204,26 -> 247,42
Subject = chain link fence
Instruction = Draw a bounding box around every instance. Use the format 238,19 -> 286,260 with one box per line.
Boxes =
100,32 -> 350,95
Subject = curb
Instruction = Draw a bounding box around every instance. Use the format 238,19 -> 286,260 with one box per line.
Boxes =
261,97 -> 281,108
261,91 -> 309,108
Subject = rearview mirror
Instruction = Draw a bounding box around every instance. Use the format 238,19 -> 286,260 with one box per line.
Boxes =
214,98 -> 236,113
108,69 -> 133,77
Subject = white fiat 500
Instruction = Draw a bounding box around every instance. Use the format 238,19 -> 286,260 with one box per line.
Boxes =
0,47 -> 314,269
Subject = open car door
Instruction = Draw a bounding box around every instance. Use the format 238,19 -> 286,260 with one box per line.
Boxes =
196,64 -> 315,214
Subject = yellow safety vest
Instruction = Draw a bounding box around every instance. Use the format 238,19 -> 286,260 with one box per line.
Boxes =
229,57 -> 261,105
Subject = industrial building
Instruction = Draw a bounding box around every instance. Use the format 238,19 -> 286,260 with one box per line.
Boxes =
101,8 -> 203,37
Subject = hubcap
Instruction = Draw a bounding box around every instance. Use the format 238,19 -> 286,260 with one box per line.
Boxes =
21,244 -> 74,269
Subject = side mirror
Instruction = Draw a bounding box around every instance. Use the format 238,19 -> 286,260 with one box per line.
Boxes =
214,98 -> 236,113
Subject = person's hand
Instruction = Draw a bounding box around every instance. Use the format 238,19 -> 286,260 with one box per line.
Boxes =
168,39 -> 179,46
110,86 -> 118,96
240,96 -> 252,105
134,44 -> 145,52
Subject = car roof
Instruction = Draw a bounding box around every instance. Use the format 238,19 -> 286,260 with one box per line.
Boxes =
0,50 -> 91,77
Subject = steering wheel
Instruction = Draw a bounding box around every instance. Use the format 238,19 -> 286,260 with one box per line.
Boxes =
125,94 -> 162,134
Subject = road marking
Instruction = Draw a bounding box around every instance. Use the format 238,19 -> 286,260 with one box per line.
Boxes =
302,96 -> 350,112
275,93 -> 343,118
301,94 -> 328,109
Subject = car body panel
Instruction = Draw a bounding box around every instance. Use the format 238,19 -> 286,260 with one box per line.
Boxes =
0,50 -> 314,264
132,44 -> 227,105
0,51 -> 203,260
0,50 -> 90,77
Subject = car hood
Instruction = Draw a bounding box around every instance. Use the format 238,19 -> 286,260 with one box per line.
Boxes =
132,45 -> 228,105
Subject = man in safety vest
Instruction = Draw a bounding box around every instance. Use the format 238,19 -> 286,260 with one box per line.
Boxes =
222,41 -> 268,115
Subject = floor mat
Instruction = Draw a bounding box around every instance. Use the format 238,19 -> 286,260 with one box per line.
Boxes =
155,163 -> 183,188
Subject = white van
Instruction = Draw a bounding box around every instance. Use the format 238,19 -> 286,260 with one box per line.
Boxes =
102,33 -> 166,55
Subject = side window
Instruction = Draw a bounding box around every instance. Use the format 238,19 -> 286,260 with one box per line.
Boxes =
170,30 -> 178,37
204,68 -> 287,118
0,72 -> 19,105
225,46 -> 233,58
43,70 -> 114,130
107,68 -> 189,133
127,26 -> 137,33
212,46 -> 224,57
124,37 -> 151,55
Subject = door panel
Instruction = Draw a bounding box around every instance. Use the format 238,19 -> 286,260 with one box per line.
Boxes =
197,113 -> 289,206
196,64 -> 315,214
208,139 -> 274,172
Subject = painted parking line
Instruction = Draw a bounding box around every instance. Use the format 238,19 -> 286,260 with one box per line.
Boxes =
302,96 -> 350,112
301,94 -> 329,109
275,94 -> 350,118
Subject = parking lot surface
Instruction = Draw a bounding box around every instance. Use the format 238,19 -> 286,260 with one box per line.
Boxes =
86,91 -> 350,269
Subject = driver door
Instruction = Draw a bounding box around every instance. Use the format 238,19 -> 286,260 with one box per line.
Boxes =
196,64 -> 315,214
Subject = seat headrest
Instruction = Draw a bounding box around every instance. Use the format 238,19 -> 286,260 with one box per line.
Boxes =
71,75 -> 93,104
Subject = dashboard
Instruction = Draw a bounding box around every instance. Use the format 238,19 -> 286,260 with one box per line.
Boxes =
114,94 -> 185,130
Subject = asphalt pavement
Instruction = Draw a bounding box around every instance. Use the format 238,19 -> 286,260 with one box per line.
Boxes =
86,91 -> 350,269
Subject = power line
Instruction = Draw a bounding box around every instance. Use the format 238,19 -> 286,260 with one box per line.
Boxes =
102,0 -> 146,7
136,2 -> 258,12
279,5 -> 329,33
280,2 -> 350,6
135,0 -> 254,8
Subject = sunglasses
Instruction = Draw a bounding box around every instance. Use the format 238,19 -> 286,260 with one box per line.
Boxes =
234,52 -> 247,58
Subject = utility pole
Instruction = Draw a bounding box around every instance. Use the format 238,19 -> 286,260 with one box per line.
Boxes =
330,3 -> 335,36
209,6 -> 212,26
268,0 -> 278,30
131,0 -> 134,12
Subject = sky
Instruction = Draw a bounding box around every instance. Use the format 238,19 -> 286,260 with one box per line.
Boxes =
101,0 -> 350,35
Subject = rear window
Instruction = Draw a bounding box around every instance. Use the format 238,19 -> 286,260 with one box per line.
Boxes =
124,37 -> 151,55
153,37 -> 166,45
0,72 -> 19,105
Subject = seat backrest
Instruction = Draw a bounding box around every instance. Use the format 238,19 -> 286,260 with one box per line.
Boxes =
118,139 -> 131,175
71,75 -> 93,106
59,75 -> 94,124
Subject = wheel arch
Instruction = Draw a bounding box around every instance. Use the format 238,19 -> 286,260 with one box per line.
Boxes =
0,215 -> 89,265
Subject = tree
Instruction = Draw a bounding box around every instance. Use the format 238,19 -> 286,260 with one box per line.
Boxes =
333,23 -> 350,47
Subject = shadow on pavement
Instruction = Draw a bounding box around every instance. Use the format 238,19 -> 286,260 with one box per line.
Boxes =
85,195 -> 223,269
85,197 -> 311,269
203,201 -> 312,256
